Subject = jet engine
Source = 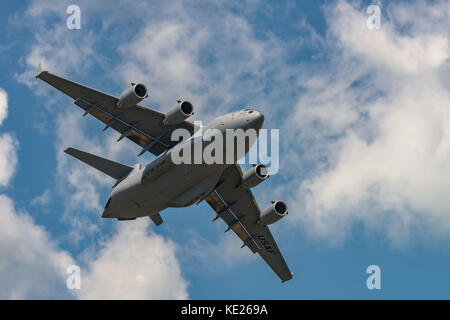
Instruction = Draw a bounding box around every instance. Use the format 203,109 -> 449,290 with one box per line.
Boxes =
239,164 -> 269,189
117,83 -> 148,108
259,201 -> 288,225
163,101 -> 194,125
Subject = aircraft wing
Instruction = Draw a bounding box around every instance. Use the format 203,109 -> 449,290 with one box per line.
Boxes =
204,164 -> 293,282
36,70 -> 195,156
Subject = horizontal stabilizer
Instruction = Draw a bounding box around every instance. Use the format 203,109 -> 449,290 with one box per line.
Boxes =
64,147 -> 133,180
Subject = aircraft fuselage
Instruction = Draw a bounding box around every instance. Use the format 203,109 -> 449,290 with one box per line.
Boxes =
102,109 -> 264,219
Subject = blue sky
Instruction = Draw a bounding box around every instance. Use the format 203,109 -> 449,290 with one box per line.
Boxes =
0,0 -> 449,299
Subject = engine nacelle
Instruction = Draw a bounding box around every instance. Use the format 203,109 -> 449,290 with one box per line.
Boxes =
239,164 -> 269,189
259,201 -> 288,225
117,83 -> 148,108
163,101 -> 194,125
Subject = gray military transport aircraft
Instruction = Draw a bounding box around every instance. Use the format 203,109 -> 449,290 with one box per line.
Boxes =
36,68 -> 293,282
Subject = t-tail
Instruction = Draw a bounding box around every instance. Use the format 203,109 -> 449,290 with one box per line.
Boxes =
63,147 -> 164,225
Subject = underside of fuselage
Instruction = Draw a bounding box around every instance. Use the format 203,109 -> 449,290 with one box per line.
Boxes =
102,161 -> 228,219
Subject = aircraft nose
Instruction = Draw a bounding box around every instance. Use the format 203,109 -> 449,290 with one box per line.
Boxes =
253,110 -> 264,130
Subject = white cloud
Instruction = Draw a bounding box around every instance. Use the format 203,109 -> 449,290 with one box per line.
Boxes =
0,88 -> 18,188
77,219 -> 188,299
114,2 -> 290,121
31,188 -> 51,207
285,0 -> 450,246
0,193 -> 189,299
0,112 -> 72,298
0,134 -> 18,188
118,21 -> 208,111
0,87 -> 72,299
0,88 -> 8,126
331,1 -> 448,75
0,195 -> 74,299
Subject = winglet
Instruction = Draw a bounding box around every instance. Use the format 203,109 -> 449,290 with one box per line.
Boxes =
35,62 -> 47,79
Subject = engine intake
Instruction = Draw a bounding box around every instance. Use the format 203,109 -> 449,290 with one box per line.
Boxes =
117,83 -> 148,108
259,201 -> 288,225
163,101 -> 194,125
239,164 -> 269,189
